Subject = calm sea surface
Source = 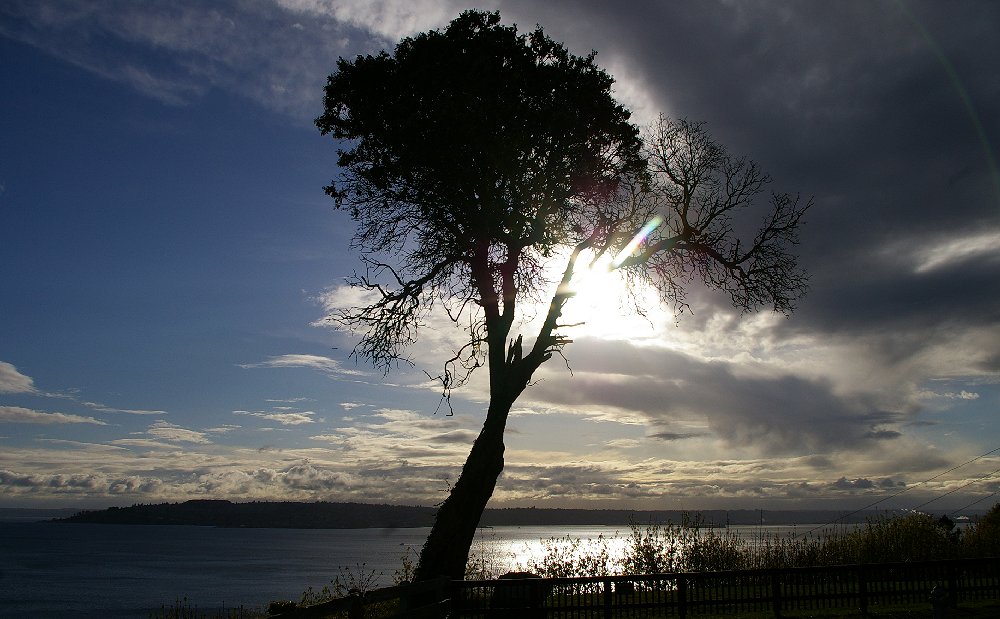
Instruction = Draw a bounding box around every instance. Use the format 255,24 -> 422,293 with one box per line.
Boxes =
0,521 -> 831,618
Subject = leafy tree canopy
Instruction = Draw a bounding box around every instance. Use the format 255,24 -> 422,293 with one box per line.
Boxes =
317,10 -> 646,386
317,9 -> 810,580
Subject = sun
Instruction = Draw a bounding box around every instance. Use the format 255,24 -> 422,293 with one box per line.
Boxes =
557,251 -> 673,343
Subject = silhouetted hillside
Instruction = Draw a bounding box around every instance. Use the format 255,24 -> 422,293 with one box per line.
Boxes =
57,500 -> 883,529
0,507 -> 79,522
59,500 -> 435,528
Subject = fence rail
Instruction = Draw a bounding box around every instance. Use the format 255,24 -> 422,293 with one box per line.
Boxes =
268,576 -> 449,619
453,557 -> 1000,618
270,557 -> 999,619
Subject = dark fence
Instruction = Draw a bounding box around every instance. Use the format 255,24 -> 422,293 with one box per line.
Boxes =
268,557 -> 999,618
453,557 -> 1000,618
268,576 -> 450,619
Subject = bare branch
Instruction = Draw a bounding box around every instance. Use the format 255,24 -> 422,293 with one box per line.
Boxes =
615,116 -> 811,315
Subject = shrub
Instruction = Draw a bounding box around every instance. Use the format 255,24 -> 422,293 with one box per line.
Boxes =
962,503 -> 1000,557
526,534 -> 617,578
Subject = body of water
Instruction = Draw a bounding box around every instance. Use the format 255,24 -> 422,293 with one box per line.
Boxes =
0,521 -> 833,618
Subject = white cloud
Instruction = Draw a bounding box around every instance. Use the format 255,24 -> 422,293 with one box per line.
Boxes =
34,438 -> 128,452
276,0 -> 454,41
82,401 -> 165,415
239,354 -> 364,376
0,469 -> 104,490
0,0 -> 360,119
147,420 -> 211,444
891,229 -> 1000,274
918,390 -> 982,401
204,424 -> 242,433
0,361 -> 36,394
312,285 -> 380,327
0,405 -> 106,425
109,438 -> 177,450
234,410 -> 317,425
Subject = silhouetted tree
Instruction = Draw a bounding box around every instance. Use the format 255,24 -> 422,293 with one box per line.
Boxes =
317,10 -> 810,581
964,502 -> 1000,556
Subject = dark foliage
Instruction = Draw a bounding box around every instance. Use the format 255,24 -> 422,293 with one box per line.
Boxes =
316,9 -> 810,581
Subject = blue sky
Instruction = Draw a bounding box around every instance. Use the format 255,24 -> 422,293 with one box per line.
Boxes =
1,0 -> 998,512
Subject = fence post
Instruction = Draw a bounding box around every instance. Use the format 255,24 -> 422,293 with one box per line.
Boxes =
397,583 -> 410,615
453,579 -> 465,619
947,563 -> 958,609
859,564 -> 869,616
448,580 -> 459,619
347,592 -> 363,619
677,575 -> 687,619
428,577 -> 449,619
603,578 -> 612,619
771,570 -> 782,619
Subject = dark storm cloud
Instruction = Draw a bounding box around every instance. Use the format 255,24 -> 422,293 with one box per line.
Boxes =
280,463 -> 351,491
798,255 -> 1000,336
7,0 -> 994,372
0,469 -> 156,492
831,476 -> 876,490
531,1 -> 1000,218
429,429 -> 480,444
501,0 -> 1000,368
3,0 -> 996,507
528,339 -> 901,456
865,430 -> 902,441
496,3 -> 999,474
651,431 -> 709,442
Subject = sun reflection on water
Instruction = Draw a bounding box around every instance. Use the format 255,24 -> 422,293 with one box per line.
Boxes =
469,526 -> 632,575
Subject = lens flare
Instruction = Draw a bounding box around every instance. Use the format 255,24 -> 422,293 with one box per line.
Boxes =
611,215 -> 664,268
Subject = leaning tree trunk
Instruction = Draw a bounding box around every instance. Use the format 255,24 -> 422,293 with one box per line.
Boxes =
413,391 -> 516,581
413,249 -> 570,581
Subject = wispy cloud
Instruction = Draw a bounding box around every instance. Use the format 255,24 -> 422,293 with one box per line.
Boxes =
147,420 -> 211,444
907,230 -> 1000,274
109,438 -> 177,450
918,389 -> 982,401
234,410 -> 317,425
0,469 -> 104,490
0,361 -> 36,394
0,405 -> 106,425
82,401 -> 165,415
1,1 -> 998,512
239,354 -> 364,376
204,424 -> 242,434
0,0 -> 380,119
308,408 -> 482,465
276,0 -> 454,42
34,438 -> 128,452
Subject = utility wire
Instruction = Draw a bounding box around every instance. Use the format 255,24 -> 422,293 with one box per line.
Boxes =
909,466 -> 1000,512
952,489 -> 1000,514
801,446 -> 1000,536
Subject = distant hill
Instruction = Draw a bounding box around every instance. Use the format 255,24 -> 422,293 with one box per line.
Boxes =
58,500 -> 436,528
55,500 -> 888,529
0,507 -> 80,523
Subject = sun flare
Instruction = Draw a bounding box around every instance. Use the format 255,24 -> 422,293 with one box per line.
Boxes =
556,251 -> 673,343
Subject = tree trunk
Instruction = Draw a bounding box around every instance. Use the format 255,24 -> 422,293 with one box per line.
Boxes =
413,392 -> 515,581
413,251 -> 554,582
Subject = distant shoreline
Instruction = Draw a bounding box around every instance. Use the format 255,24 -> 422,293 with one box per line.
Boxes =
12,499 -> 948,529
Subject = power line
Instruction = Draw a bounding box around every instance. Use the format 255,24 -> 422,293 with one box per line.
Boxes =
909,466 -> 1000,512
802,446 -> 1000,536
952,489 -> 1000,514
